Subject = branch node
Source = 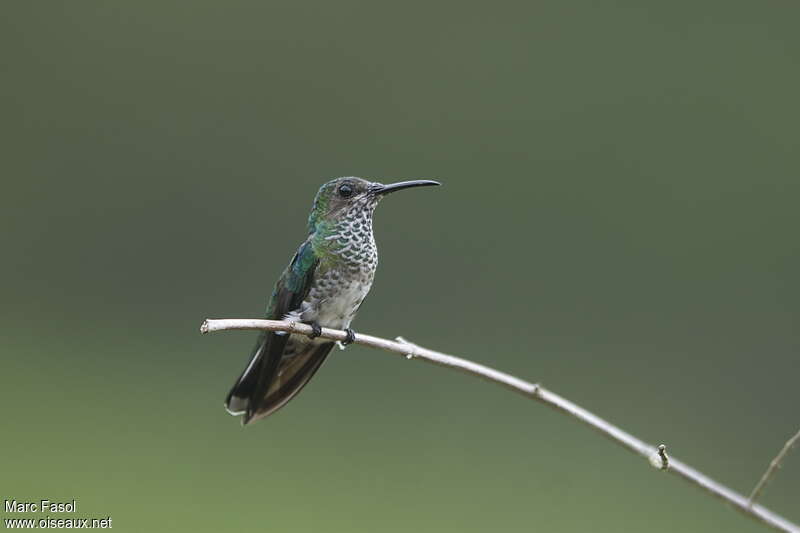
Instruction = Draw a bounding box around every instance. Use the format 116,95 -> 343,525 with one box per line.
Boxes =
395,336 -> 416,359
649,444 -> 669,471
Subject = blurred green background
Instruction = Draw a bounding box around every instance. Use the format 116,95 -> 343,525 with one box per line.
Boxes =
2,1 -> 798,531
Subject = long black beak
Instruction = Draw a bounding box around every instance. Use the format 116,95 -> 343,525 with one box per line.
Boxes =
371,179 -> 441,195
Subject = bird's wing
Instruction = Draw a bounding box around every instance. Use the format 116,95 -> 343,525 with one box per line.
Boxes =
224,238 -> 321,422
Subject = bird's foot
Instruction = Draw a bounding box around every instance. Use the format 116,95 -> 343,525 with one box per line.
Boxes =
342,328 -> 356,345
307,322 -> 323,339
336,328 -> 357,351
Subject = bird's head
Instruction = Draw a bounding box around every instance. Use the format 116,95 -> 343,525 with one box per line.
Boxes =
307,177 -> 440,233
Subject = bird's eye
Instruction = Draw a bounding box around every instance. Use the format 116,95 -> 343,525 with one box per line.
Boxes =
338,184 -> 354,198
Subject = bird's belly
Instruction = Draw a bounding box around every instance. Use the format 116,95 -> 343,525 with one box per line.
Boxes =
295,277 -> 373,330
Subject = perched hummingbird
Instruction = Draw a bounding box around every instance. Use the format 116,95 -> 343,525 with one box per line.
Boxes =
225,177 -> 440,425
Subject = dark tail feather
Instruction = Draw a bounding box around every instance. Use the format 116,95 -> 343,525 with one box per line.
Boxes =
244,341 -> 333,424
224,332 -> 285,416
225,333 -> 333,425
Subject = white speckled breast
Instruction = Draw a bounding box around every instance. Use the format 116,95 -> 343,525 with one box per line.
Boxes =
286,198 -> 379,330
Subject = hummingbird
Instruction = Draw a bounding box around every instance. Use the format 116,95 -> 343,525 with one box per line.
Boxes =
225,177 -> 440,425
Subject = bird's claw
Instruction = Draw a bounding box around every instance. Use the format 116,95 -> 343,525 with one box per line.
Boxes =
308,322 -> 323,339
342,328 -> 356,345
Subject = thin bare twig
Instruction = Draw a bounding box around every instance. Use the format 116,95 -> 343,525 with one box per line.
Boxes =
201,318 -> 800,533
749,428 -> 800,505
